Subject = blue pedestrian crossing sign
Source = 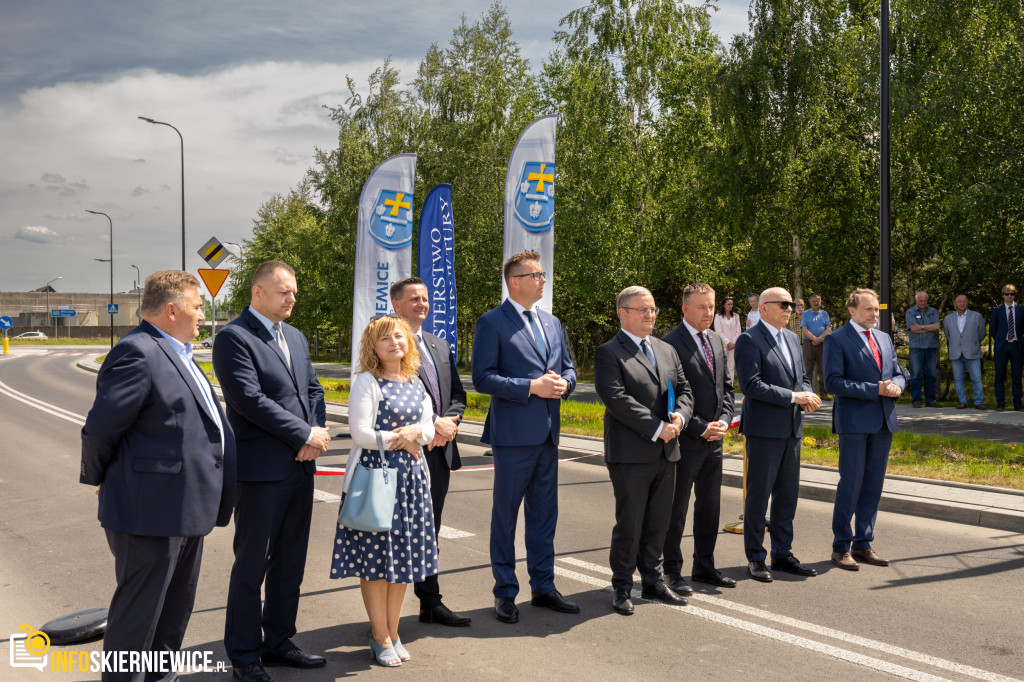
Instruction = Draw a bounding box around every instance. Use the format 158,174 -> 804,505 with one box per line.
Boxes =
108,304 -> 119,314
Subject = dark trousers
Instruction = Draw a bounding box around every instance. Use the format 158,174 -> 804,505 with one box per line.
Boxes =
994,342 -> 1023,408
224,466 -> 314,667
831,430 -> 893,553
743,435 -> 801,563
607,457 -> 675,592
414,447 -> 450,608
802,340 -> 825,395
490,438 -> 559,598
103,530 -> 203,682
663,444 -> 723,576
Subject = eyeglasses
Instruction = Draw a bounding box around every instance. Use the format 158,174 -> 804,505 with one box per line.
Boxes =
763,300 -> 795,310
1003,292 -> 1017,297
369,312 -> 401,322
511,271 -> 547,282
622,306 -> 659,316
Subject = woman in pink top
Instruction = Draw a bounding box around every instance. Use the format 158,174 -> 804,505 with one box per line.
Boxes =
714,295 -> 741,384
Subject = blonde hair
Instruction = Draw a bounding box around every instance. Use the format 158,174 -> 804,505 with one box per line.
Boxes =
357,315 -> 420,379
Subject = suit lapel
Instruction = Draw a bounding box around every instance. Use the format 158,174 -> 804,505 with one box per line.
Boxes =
618,331 -> 658,383
684,328 -> 714,379
144,322 -> 218,425
759,323 -> 794,380
248,308 -> 298,388
501,299 -> 547,364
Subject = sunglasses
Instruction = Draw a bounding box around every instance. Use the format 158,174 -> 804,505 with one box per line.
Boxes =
762,300 -> 795,310
369,312 -> 401,322
1003,292 -> 1017,297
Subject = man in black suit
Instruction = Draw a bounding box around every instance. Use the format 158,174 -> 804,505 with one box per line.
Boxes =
662,282 -> 736,592
390,277 -> 471,627
594,286 -> 694,615
990,284 -> 1023,411
81,270 -> 236,682
734,287 -> 821,583
214,261 -> 329,682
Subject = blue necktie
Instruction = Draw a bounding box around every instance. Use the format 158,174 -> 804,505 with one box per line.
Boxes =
641,338 -> 657,373
524,310 -> 548,361
777,330 -> 794,375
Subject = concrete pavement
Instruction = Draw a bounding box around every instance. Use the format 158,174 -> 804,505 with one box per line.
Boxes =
79,356 -> 1024,533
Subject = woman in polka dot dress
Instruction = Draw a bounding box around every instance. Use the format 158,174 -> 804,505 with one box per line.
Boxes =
332,314 -> 438,667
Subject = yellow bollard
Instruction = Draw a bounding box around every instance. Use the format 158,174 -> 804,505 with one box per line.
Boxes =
2,336 -> 8,354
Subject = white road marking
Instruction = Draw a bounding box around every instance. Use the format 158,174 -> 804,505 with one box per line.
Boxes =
438,525 -> 475,539
0,378 -> 86,425
313,489 -> 341,503
555,557 -> 1018,682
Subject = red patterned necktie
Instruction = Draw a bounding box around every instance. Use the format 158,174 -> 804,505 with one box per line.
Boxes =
700,332 -> 715,374
864,331 -> 882,370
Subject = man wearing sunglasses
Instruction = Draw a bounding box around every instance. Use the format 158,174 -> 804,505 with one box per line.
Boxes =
735,287 -> 821,583
990,285 -> 1023,411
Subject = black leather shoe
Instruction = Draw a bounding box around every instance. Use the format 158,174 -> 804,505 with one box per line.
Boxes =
748,561 -> 773,582
612,590 -> 634,615
691,568 -> 737,588
771,555 -> 818,577
233,662 -> 272,682
531,589 -> 581,613
666,573 -> 695,596
262,648 -> 326,669
419,603 -> 472,627
640,582 -> 687,605
495,597 -> 519,623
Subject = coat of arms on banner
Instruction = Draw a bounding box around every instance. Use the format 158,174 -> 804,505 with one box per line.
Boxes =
512,162 -> 555,232
370,189 -> 415,249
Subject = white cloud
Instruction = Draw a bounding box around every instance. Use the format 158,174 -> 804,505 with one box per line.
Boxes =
15,225 -> 63,243
0,59 -> 415,291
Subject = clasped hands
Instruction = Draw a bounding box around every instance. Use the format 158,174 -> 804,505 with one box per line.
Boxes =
530,370 -> 569,399
429,416 -> 459,449
388,425 -> 425,460
793,391 -> 822,413
878,379 -> 902,398
701,420 -> 729,442
295,426 -> 331,461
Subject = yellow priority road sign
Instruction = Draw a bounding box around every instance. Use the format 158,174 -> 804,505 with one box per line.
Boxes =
198,237 -> 230,267
198,269 -> 230,298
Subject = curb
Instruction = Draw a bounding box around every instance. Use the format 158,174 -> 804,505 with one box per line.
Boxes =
75,356 -> 1024,533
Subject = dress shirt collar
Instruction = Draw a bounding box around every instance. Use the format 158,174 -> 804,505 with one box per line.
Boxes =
1007,301 -> 1016,311
507,297 -> 538,319
848,319 -> 872,335
153,324 -> 193,363
758,318 -> 785,335
620,328 -> 651,350
682,318 -> 708,341
248,305 -> 278,335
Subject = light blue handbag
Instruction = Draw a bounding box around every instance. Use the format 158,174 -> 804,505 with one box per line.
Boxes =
338,432 -> 397,532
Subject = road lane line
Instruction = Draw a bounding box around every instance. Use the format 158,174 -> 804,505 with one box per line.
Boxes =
313,489 -> 341,503
552,566 -> 952,682
0,379 -> 86,425
555,557 -> 1017,682
438,526 -> 475,539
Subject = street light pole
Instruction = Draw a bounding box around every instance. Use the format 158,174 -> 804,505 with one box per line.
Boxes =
86,210 -> 114,348
138,116 -> 185,271
45,276 -> 62,337
131,264 -> 142,322
879,0 -> 892,336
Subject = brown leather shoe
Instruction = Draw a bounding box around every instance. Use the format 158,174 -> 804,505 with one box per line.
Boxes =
975,403 -> 987,410
851,548 -> 890,567
830,551 -> 859,571
956,403 -> 967,409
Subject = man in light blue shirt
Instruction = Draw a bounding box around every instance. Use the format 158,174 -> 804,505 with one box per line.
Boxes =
905,291 -> 941,407
800,294 -> 832,399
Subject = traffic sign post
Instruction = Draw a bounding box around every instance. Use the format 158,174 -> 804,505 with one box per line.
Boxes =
198,268 -> 230,341
0,315 -> 12,353
51,309 -> 78,318
107,304 -> 119,315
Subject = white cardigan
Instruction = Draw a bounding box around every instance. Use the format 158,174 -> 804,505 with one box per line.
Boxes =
342,372 -> 435,495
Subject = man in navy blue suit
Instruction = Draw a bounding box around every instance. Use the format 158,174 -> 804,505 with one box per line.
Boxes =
735,287 -> 821,583
990,284 -> 1023,411
82,270 -> 236,682
214,261 -> 329,682
824,288 -> 905,571
472,251 -> 578,624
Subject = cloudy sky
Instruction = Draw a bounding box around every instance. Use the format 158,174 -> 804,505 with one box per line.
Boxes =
0,0 -> 750,295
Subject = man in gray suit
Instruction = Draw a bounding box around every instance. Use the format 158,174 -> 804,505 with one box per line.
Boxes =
943,294 -> 987,409
594,286 -> 694,615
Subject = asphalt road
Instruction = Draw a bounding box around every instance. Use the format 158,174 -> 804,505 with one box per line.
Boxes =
1,347 -> 1023,680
